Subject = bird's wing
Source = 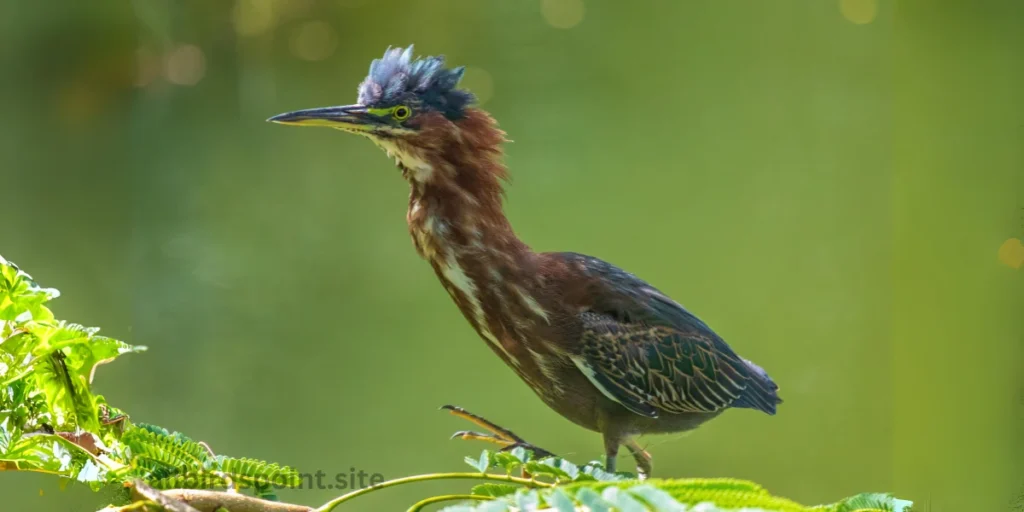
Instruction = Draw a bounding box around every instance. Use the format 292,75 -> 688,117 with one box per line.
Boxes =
552,252 -> 779,418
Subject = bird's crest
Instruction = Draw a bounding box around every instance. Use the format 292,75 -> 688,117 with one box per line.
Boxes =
357,46 -> 475,120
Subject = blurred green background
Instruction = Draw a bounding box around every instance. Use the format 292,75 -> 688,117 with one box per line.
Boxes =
2,0 -> 1022,510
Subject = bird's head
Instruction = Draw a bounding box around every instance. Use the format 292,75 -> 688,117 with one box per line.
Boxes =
270,46 -> 505,188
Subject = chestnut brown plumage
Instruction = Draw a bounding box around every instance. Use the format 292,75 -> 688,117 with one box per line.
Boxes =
269,46 -> 782,477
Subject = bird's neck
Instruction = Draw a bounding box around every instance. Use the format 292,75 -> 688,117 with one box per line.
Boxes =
402,108 -> 528,265
401,110 -> 553,369
404,150 -> 529,268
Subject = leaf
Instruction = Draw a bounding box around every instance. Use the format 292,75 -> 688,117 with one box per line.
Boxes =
834,492 -> 911,512
627,485 -> 688,512
491,451 -> 524,474
148,472 -> 232,490
575,487 -> 610,512
9,322 -> 146,432
508,446 -> 529,463
0,257 -> 60,322
545,488 -> 577,512
601,486 -> 647,512
525,457 -> 578,481
0,430 -> 109,486
577,461 -> 627,482
122,426 -> 211,472
474,500 -> 510,512
513,489 -> 539,512
215,456 -> 301,489
470,483 -> 519,498
466,450 -> 492,473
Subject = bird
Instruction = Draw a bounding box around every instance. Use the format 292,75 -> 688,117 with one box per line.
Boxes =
268,46 -> 782,477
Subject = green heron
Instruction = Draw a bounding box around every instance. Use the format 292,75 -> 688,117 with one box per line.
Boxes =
269,46 -> 782,477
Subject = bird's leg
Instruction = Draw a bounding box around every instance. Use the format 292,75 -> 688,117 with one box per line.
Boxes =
624,439 -> 652,480
603,435 -> 619,474
441,405 -> 555,458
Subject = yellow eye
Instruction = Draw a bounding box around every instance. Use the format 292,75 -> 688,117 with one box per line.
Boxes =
393,106 -> 411,121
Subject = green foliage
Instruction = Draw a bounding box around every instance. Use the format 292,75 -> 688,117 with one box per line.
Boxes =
0,253 -> 300,504
2,253 -> 914,512
431,448 -> 913,512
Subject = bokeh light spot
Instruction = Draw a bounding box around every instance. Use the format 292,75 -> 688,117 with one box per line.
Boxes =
839,0 -> 877,24
165,45 -> 206,86
233,0 -> 275,36
541,0 -> 584,29
290,21 -> 337,61
460,67 -> 494,105
998,238 -> 1024,269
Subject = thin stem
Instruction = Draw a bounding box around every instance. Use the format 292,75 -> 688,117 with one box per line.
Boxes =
315,472 -> 551,512
406,494 -> 493,512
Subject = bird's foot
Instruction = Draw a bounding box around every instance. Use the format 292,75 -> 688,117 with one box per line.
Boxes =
625,439 -> 652,480
442,405 -> 555,458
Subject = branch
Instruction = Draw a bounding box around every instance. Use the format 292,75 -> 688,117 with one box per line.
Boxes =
130,485 -> 312,512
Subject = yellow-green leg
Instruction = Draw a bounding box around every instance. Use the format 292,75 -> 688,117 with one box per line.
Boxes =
441,405 -> 555,458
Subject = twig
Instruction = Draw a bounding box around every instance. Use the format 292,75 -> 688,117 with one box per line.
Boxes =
132,488 -> 312,512
315,472 -> 552,512
406,494 -> 493,512
130,480 -> 201,512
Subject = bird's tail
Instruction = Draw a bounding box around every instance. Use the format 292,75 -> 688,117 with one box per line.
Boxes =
731,358 -> 783,415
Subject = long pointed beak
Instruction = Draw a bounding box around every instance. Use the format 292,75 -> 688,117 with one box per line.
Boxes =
267,104 -> 373,129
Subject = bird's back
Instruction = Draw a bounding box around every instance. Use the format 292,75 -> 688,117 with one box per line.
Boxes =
541,251 -> 782,418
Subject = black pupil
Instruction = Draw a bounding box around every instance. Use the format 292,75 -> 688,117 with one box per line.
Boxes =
396,108 -> 407,117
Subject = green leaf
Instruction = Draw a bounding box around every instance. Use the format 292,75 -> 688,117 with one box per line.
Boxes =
577,461 -> 627,482
833,492 -> 911,512
122,426 -> 210,472
508,446 -> 529,462
546,488 -> 576,512
0,429 -> 108,487
474,500 -> 510,512
525,457 -> 578,481
0,256 -> 60,322
466,449 -> 492,472
470,483 -> 519,498
627,485 -> 687,512
491,451 -> 524,474
575,487 -> 610,512
215,456 -> 301,489
601,486 -> 647,512
513,489 -> 539,511
5,322 -> 146,432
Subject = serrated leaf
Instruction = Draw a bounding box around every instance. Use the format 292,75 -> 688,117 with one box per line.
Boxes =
471,483 -> 519,498
0,258 -> 60,322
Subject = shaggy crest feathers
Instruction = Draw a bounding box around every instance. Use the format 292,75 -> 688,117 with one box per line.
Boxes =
357,46 -> 476,120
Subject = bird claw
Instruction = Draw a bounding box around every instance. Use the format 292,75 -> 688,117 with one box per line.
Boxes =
442,405 -> 555,459
498,441 -> 555,459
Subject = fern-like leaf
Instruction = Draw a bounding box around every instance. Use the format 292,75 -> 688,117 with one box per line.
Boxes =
214,455 -> 301,489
